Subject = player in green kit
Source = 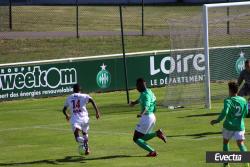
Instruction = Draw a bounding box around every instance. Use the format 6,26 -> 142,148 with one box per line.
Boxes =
130,78 -> 167,157
211,81 -> 249,167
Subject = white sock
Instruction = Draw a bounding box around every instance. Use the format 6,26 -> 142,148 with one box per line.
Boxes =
77,137 -> 85,144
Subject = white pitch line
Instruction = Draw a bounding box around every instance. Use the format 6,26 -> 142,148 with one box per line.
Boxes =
34,126 -> 225,140
0,124 -> 224,141
38,126 -> 132,136
39,126 -> 221,140
97,115 -> 133,121
0,115 -> 134,133
0,123 -> 67,132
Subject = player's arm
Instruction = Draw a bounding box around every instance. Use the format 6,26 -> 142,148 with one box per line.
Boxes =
238,71 -> 244,86
89,98 -> 100,119
137,95 -> 150,118
62,98 -> 70,121
129,98 -> 139,107
211,100 -> 229,125
137,108 -> 147,118
244,102 -> 249,118
62,106 -> 70,122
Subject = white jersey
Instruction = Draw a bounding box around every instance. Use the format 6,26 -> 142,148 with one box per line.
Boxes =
64,93 -> 91,123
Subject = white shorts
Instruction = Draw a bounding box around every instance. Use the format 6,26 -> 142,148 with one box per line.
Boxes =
135,114 -> 156,134
71,117 -> 89,133
222,128 -> 245,141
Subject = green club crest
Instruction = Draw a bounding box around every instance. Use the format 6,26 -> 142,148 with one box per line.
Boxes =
96,63 -> 111,89
235,51 -> 246,74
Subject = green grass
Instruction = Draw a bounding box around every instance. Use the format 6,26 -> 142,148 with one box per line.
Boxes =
10,6 -> 201,32
0,87 -> 249,167
0,36 -> 170,63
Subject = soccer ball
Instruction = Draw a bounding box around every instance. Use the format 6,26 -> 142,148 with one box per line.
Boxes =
168,106 -> 175,110
78,145 -> 85,155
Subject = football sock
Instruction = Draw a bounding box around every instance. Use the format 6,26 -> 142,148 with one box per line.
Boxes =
136,138 -> 155,152
141,132 -> 157,141
83,134 -> 88,141
77,137 -> 85,144
83,135 -> 89,148
223,143 -> 229,152
238,144 -> 247,152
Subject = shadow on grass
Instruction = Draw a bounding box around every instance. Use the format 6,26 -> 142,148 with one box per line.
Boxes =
168,131 -> 221,139
0,155 -> 140,166
168,131 -> 250,140
178,112 -> 220,118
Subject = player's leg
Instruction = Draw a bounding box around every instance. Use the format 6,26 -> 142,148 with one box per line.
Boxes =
148,115 -> 167,143
237,140 -> 249,167
222,129 -> 234,152
81,131 -> 88,145
82,119 -> 90,155
133,115 -> 157,156
81,131 -> 90,155
237,140 -> 247,151
140,115 -> 166,143
133,130 -> 156,156
141,132 -> 156,141
140,115 -> 157,141
235,130 -> 247,152
223,138 -> 230,152
72,123 -> 87,155
73,126 -> 85,144
222,139 -> 230,167
222,129 -> 233,167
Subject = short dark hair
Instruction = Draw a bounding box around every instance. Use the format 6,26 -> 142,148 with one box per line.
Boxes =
136,78 -> 145,84
228,81 -> 238,94
245,59 -> 250,66
73,83 -> 80,93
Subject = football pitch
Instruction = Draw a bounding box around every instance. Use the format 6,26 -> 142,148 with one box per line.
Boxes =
0,87 -> 249,167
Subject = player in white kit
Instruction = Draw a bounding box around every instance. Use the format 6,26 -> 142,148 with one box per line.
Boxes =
63,84 -> 100,155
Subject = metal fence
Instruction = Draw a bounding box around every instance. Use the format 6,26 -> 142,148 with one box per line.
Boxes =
1,4 -> 146,38
0,4 -> 203,64
0,4 -> 195,38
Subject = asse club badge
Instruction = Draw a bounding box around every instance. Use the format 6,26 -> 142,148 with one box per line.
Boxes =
96,63 -> 111,89
235,51 -> 246,75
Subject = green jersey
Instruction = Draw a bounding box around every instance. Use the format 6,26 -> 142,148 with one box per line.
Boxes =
217,96 -> 248,131
139,88 -> 156,115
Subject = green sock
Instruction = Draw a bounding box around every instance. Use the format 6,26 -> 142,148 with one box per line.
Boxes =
141,132 -> 157,141
136,138 -> 155,152
239,144 -> 247,152
223,143 -> 229,152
